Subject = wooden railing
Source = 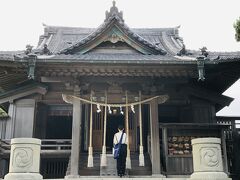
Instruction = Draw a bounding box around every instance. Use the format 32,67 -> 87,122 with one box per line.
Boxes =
41,139 -> 71,150
40,158 -> 69,179
0,139 -> 72,156
216,116 -> 240,180
0,139 -> 10,155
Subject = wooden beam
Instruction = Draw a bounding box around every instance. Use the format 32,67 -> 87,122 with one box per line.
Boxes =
0,85 -> 47,104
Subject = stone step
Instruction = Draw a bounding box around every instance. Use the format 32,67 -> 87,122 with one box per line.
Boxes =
66,152 -> 152,177
100,154 -> 118,176
46,177 -> 187,180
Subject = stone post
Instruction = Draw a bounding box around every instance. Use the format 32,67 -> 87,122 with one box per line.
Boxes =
4,138 -> 42,180
191,138 -> 231,180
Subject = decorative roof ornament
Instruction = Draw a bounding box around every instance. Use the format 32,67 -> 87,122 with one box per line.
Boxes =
40,44 -> 52,55
196,46 -> 209,81
105,1 -> 124,22
27,58 -> 36,80
197,56 -> 205,81
177,44 -> 187,56
200,46 -> 208,57
25,44 -> 33,55
177,44 -> 192,56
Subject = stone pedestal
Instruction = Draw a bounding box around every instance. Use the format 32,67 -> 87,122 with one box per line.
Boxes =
190,138 -> 231,180
4,138 -> 42,180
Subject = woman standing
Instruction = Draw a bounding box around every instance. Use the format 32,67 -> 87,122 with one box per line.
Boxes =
113,125 -> 128,177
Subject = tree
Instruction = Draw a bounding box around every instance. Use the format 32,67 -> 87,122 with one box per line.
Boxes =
234,17 -> 240,42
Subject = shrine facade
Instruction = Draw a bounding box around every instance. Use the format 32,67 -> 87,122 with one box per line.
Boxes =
0,1 -> 240,179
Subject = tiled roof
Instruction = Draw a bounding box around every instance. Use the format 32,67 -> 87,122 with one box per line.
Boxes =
208,51 -> 240,62
0,1 -> 239,63
37,25 -> 183,55
58,16 -> 169,55
38,53 -> 186,64
1,50 -> 240,64
0,51 -> 23,61
185,50 -> 240,63
36,1 -> 183,56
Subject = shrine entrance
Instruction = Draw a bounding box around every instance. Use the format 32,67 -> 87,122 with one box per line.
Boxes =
106,113 -> 125,151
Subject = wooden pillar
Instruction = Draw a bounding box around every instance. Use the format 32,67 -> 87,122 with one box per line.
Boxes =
5,102 -> 16,139
125,91 -> 131,169
162,127 -> 168,173
221,129 -> 229,173
67,97 -> 82,178
84,104 -> 89,151
87,91 -> 94,167
139,91 -> 145,166
100,91 -> 107,166
150,98 -> 163,176
5,99 -> 36,139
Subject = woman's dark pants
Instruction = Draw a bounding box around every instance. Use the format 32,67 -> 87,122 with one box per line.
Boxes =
117,144 -> 127,176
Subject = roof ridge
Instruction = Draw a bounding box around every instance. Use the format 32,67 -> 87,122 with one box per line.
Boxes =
44,24 -> 95,29
59,16 -> 167,55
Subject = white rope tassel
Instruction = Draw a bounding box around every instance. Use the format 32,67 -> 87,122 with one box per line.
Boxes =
87,91 -> 94,167
131,105 -> 135,113
139,91 -> 145,166
108,105 -> 112,114
101,91 -> 107,167
125,91 -> 131,169
120,106 -> 124,115
87,146 -> 93,167
97,104 -> 101,113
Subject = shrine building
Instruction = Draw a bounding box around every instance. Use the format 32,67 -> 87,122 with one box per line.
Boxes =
0,1 -> 240,179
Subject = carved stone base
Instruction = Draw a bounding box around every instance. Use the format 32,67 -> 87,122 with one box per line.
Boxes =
4,172 -> 43,180
190,138 -> 231,180
4,138 -> 42,180
190,172 -> 231,180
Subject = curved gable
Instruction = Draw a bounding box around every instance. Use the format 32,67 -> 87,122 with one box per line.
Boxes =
59,2 -> 167,55
60,17 -> 166,55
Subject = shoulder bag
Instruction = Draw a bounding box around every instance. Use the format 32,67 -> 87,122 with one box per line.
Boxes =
113,132 -> 124,159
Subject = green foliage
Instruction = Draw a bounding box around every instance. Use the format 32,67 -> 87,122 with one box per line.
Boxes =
234,17 -> 240,42
0,107 -> 8,117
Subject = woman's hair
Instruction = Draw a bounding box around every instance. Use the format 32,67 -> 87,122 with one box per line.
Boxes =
118,124 -> 124,130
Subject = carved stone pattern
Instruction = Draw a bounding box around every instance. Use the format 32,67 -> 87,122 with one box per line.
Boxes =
13,148 -> 33,168
200,147 -> 219,167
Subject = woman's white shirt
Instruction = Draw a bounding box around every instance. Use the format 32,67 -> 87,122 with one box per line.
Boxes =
113,131 -> 128,145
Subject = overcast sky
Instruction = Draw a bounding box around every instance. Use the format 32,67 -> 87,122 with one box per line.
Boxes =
0,0 -> 239,115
